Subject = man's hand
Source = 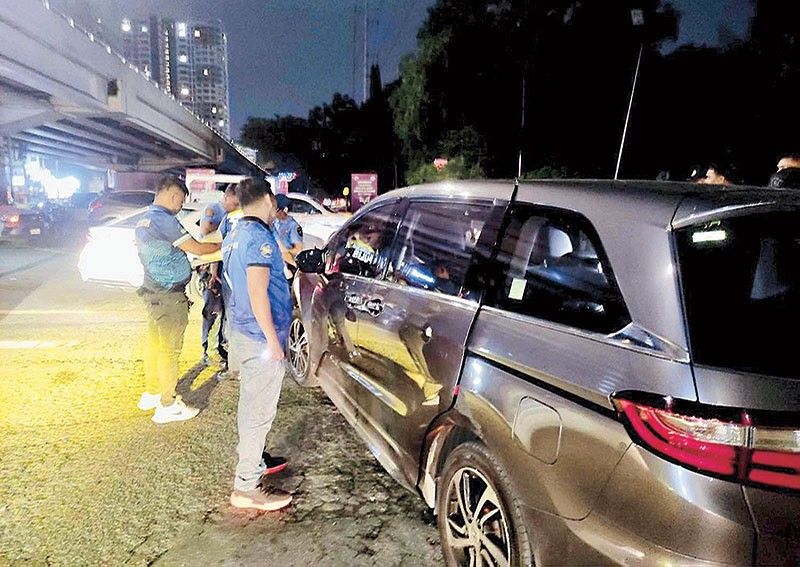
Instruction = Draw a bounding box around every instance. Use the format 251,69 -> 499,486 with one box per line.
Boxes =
264,341 -> 285,361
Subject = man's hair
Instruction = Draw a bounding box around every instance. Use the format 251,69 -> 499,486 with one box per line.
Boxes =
707,161 -> 737,182
224,183 -> 237,196
156,175 -> 188,195
779,152 -> 800,161
235,177 -> 271,207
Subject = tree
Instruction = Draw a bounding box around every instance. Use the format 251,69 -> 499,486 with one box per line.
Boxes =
392,0 -> 679,180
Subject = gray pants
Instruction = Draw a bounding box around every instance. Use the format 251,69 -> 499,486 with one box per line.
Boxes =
229,329 -> 285,491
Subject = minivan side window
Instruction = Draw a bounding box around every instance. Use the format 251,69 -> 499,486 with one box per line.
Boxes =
488,205 -> 630,334
324,202 -> 400,279
386,201 -> 491,298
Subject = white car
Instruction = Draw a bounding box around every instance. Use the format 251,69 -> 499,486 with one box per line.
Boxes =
279,192 -> 351,248
77,193 -> 349,290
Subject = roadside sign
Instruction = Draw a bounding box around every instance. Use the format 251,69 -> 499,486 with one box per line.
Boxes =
351,173 -> 377,212
186,168 -> 216,199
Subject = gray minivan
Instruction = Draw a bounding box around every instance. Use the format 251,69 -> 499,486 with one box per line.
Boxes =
290,180 -> 800,566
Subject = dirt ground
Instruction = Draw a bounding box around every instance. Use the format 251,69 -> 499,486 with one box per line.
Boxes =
0,244 -> 442,566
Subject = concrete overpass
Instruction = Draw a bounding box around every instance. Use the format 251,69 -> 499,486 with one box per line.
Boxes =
0,0 -> 261,176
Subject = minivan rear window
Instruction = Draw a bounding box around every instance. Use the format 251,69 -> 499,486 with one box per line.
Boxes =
676,211 -> 800,379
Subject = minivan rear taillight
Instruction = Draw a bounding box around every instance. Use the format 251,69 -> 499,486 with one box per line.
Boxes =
612,392 -> 800,492
88,200 -> 103,213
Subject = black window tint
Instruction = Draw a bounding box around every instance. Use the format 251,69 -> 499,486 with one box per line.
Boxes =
288,199 -> 319,215
676,212 -> 800,378
325,203 -> 400,279
387,201 -> 490,298
489,205 -> 629,334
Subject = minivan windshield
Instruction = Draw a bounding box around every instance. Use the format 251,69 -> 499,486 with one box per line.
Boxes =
676,211 -> 800,379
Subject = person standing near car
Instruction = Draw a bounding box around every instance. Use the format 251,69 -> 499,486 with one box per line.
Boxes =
223,178 -> 292,511
135,176 -> 220,424
200,184 -> 241,369
272,194 -> 304,263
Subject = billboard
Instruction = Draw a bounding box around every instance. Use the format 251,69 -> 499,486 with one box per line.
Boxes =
351,173 -> 378,212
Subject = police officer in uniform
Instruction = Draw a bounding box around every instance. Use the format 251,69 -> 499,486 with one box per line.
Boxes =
134,176 -> 220,424
200,185 -> 240,367
272,194 -> 304,263
223,178 -> 292,511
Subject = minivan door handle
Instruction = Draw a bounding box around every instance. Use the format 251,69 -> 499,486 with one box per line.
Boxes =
344,291 -> 361,309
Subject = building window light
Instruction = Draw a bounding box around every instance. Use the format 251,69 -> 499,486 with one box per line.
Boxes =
121,19 -> 131,33
211,106 -> 217,115
180,87 -> 190,97
177,22 -> 187,37
218,120 -> 225,127
179,54 -> 188,63
203,68 -> 209,76
141,25 -> 148,33
194,29 -> 201,38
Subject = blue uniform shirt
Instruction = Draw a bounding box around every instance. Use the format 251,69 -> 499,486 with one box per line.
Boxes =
219,208 -> 244,239
204,202 -> 226,229
273,216 -> 303,250
135,205 -> 192,292
222,217 -> 292,347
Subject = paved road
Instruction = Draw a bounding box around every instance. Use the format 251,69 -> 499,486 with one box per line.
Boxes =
0,244 -> 442,566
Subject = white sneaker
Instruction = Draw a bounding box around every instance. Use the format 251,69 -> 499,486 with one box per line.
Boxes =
137,392 -> 161,411
152,396 -> 200,424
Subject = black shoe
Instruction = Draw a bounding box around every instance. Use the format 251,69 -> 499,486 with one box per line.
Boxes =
201,353 -> 209,366
260,452 -> 288,475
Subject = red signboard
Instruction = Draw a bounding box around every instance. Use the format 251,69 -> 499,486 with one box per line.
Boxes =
186,168 -> 216,198
350,173 -> 378,212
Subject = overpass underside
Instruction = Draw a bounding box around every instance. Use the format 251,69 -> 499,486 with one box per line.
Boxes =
0,1 -> 259,176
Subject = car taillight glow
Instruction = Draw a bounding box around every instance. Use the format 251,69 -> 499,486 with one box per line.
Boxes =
2,214 -> 20,227
613,392 -> 800,492
88,201 -> 102,213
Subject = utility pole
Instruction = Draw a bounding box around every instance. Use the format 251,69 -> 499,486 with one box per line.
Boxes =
518,63 -> 526,178
615,8 -> 646,180
352,3 -> 358,98
614,44 -> 643,180
363,0 -> 368,105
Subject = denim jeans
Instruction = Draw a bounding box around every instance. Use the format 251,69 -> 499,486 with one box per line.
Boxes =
201,287 -> 227,360
141,290 -> 189,406
229,329 -> 285,491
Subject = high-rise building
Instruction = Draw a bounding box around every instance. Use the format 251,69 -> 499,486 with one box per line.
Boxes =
173,20 -> 231,138
119,17 -> 231,138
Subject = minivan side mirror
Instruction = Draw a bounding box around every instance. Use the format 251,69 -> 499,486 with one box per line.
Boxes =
296,248 -> 324,274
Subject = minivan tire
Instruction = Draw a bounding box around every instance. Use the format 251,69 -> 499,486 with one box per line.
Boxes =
437,442 -> 533,567
288,307 -> 316,387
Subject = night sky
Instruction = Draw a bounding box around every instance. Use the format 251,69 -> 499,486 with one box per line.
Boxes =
53,0 -> 754,139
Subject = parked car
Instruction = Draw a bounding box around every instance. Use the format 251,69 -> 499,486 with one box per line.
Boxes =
78,192 -> 345,291
68,191 -> 101,223
290,179 -> 800,566
78,202 -> 219,289
86,190 -> 155,225
0,204 -> 53,241
281,192 -> 350,247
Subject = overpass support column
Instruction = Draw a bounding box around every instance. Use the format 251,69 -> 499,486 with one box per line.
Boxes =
0,137 -> 10,204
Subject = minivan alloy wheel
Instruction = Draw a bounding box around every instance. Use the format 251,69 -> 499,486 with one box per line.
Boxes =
288,316 -> 309,380
444,466 -> 512,567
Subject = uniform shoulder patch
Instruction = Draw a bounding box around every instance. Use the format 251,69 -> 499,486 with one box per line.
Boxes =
260,243 -> 273,258
296,224 -> 303,238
